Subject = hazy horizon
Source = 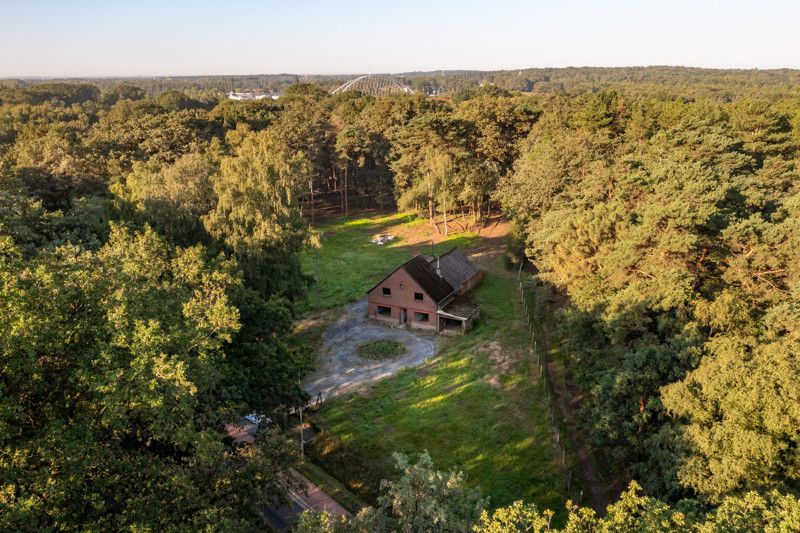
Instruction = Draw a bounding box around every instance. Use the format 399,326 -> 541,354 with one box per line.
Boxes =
5,64 -> 800,81
2,0 -> 799,78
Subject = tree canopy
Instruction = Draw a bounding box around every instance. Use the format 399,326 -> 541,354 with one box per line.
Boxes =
3,70 -> 800,528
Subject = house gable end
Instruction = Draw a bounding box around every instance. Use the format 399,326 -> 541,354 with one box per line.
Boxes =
367,267 -> 433,301
367,255 -> 454,304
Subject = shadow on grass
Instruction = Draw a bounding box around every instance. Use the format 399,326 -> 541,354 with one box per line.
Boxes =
309,354 -> 565,513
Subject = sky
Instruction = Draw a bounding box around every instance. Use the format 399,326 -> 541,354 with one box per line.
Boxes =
1,0 -> 799,77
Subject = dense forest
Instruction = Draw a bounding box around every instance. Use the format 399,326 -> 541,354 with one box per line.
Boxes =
4,65 -> 800,99
1,68 -> 800,530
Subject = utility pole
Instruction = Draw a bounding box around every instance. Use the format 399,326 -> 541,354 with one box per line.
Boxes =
299,405 -> 304,458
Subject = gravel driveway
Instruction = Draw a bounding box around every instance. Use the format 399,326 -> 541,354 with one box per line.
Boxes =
303,298 -> 438,400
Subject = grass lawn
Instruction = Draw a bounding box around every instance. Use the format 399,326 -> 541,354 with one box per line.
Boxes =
297,212 -> 480,313
358,339 -> 406,360
298,212 -> 573,519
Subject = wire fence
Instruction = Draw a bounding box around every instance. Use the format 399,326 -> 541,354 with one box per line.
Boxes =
517,265 -> 581,502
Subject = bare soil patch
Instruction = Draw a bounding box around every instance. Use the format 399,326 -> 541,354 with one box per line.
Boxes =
295,309 -> 339,334
483,339 -> 516,375
484,374 -> 501,389
382,211 -> 510,250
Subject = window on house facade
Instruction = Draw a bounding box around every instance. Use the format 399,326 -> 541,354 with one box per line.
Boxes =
377,306 -> 391,316
382,287 -> 391,295
414,312 -> 429,322
414,292 -> 423,301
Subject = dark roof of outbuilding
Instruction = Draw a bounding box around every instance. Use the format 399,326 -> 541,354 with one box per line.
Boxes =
367,255 -> 455,304
432,248 -> 480,291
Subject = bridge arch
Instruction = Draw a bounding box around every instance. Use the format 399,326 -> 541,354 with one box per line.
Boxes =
330,74 -> 414,96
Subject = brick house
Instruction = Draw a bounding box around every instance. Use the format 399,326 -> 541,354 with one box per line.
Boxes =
366,248 -> 483,334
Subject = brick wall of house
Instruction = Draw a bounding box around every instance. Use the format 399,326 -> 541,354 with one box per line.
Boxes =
367,268 -> 439,330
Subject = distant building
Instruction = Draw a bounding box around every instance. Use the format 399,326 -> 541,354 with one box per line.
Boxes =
366,248 -> 483,334
226,91 -> 281,101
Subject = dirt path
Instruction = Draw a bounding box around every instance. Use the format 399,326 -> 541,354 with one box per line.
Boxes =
303,299 -> 438,400
539,313 -> 629,511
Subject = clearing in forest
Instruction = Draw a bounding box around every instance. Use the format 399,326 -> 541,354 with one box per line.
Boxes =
295,212 -> 576,520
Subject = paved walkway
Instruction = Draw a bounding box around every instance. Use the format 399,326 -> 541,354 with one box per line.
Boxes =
288,468 -> 351,517
303,298 -> 438,400
263,468 -> 351,530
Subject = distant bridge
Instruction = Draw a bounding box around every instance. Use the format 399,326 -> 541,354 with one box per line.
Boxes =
330,74 -> 414,96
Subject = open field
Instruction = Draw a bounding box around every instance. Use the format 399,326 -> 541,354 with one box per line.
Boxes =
297,212 -> 575,520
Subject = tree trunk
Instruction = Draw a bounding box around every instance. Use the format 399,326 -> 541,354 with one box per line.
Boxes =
428,197 -> 440,235
337,166 -> 344,214
343,165 -> 349,216
443,204 -> 448,236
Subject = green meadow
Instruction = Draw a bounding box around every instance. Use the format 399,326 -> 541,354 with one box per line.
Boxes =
299,213 -> 574,519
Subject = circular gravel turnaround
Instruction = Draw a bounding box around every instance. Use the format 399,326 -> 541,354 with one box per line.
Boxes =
303,298 -> 438,401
